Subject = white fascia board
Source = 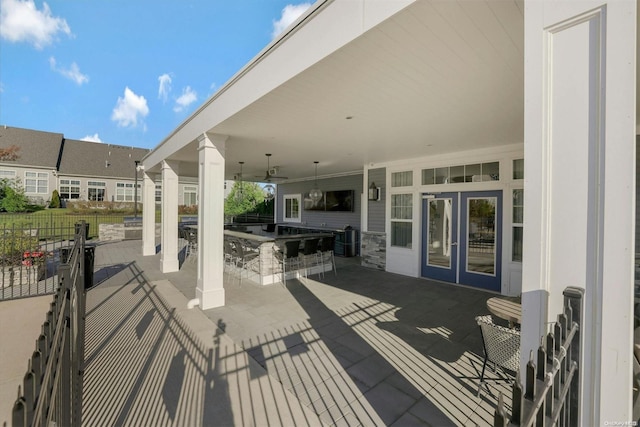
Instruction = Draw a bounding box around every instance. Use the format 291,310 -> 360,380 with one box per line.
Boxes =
144,0 -> 416,170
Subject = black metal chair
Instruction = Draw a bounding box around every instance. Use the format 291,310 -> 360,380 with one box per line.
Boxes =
318,235 -> 337,278
274,240 -> 301,285
232,238 -> 260,285
301,238 -> 320,278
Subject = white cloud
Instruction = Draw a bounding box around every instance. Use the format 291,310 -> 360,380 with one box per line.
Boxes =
49,57 -> 88,85
0,0 -> 71,49
81,133 -> 102,143
111,87 -> 149,128
173,86 -> 197,113
271,3 -> 311,39
158,73 -> 172,103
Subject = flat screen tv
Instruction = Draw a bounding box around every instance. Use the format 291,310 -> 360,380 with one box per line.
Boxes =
304,190 -> 354,212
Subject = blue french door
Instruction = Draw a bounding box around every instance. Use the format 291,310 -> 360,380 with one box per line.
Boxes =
422,191 -> 502,292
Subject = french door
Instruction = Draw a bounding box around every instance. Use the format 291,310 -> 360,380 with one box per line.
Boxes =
421,191 -> 502,291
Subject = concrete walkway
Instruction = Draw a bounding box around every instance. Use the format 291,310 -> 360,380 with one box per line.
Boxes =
82,240 -> 513,426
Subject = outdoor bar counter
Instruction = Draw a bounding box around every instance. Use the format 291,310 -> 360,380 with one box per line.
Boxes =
223,230 -> 334,286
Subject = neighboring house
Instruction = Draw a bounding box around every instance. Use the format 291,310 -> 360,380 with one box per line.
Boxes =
0,126 -> 200,205
139,0 -> 635,422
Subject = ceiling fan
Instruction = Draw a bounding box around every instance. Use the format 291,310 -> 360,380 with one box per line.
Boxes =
257,153 -> 288,181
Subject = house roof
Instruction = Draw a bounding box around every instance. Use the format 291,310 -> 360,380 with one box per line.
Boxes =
0,126 -> 63,169
0,125 -> 150,180
58,139 -> 149,179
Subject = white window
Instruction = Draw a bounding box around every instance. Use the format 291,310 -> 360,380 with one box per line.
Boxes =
390,193 -> 412,248
59,179 -> 81,199
115,182 -> 141,202
88,181 -> 106,201
155,184 -> 162,203
183,186 -> 197,206
0,169 -> 16,179
25,171 -> 48,194
283,194 -> 301,223
391,171 -> 413,187
512,189 -> 524,262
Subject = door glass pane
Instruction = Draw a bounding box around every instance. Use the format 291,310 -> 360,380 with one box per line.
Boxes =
467,198 -> 496,275
427,199 -> 452,268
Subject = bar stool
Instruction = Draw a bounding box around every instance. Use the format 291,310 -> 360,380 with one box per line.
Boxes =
301,237 -> 321,278
318,235 -> 337,278
275,240 -> 301,285
233,239 -> 260,285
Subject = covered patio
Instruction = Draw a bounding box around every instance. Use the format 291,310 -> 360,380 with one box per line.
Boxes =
83,239 -> 512,426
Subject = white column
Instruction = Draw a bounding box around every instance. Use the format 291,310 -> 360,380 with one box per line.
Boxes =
523,0 -> 636,422
196,133 -> 227,309
161,160 -> 180,273
142,171 -> 156,256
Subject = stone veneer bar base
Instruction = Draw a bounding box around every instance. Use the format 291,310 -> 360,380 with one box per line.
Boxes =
361,231 -> 386,271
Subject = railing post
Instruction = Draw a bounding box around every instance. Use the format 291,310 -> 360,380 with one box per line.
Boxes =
563,287 -> 584,427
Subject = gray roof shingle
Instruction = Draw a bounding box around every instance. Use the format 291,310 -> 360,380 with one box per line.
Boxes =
0,126 -> 63,169
58,139 -> 149,179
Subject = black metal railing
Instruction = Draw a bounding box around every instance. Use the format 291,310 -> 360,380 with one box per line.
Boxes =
495,287 -> 584,427
11,221 -> 87,427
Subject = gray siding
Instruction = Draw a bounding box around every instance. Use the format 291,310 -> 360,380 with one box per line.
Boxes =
277,174 -> 363,230
367,167 -> 386,232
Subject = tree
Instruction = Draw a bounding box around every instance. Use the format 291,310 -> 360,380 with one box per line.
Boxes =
50,189 -> 61,208
224,181 -> 265,216
0,178 -> 28,212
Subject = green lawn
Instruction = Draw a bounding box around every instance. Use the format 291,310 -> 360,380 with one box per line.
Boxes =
0,209 -> 164,239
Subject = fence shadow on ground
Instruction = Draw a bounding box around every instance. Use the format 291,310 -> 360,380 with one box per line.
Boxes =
83,262 -> 319,426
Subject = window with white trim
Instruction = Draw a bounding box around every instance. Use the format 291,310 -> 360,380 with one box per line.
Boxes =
283,194 -> 301,223
25,171 -> 48,194
0,169 -> 16,179
88,181 -> 106,201
183,186 -> 197,206
115,182 -> 141,202
390,193 -> 412,248
155,184 -> 162,203
391,171 -> 413,187
512,189 -> 524,262
59,179 -> 81,199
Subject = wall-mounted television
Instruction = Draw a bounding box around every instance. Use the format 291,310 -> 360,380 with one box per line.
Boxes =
304,190 -> 354,212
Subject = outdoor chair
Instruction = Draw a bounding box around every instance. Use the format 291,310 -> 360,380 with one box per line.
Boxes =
185,229 -> 198,263
476,315 -> 520,396
301,238 -> 321,278
274,240 -> 301,285
318,235 -> 337,278
262,223 -> 276,233
232,239 -> 260,285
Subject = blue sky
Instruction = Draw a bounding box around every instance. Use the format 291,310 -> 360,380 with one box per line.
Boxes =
0,0 -> 311,149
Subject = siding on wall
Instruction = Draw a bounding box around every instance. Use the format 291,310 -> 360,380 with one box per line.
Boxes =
277,174 -> 363,230
367,167 -> 386,232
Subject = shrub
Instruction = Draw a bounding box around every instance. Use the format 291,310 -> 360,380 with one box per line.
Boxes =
178,205 -> 198,215
0,184 -> 28,213
50,190 -> 61,208
0,230 -> 39,267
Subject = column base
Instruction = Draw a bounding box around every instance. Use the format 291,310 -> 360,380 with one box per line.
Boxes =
196,284 -> 225,309
160,256 -> 179,273
143,242 -> 156,256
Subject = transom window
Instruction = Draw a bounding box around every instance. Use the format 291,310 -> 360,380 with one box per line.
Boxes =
391,171 -> 413,187
59,179 -> 81,199
25,171 -> 48,194
422,162 -> 499,185
0,169 -> 16,179
283,194 -> 301,223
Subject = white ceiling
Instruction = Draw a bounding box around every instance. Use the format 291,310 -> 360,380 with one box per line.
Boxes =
159,0 -> 527,181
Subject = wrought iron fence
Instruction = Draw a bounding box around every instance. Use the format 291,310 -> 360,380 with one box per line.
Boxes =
0,221 -> 90,299
11,221 -> 87,427
495,287 -> 584,427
